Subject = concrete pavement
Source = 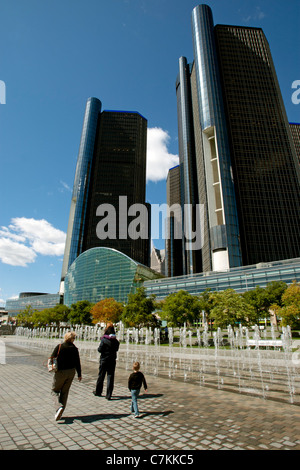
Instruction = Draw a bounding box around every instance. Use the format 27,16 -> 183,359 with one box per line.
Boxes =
0,336 -> 299,453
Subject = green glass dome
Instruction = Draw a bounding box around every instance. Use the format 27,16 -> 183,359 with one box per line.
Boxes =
64,247 -> 162,305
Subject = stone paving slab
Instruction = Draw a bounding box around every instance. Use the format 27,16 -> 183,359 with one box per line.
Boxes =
0,337 -> 299,454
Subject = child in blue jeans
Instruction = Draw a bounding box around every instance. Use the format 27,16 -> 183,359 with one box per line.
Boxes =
128,361 -> 148,418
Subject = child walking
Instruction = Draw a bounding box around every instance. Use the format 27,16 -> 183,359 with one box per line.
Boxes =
128,361 -> 148,418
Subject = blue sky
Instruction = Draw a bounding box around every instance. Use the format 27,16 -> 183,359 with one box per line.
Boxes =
0,0 -> 299,305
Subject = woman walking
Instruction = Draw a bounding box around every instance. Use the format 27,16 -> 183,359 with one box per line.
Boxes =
50,331 -> 82,421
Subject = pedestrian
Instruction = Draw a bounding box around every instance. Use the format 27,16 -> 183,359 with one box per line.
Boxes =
128,361 -> 148,418
93,322 -> 119,400
50,331 -> 82,421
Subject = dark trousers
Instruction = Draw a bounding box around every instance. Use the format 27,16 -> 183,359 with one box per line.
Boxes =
95,360 -> 116,399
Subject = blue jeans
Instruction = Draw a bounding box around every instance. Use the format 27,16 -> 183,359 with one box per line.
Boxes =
130,389 -> 140,416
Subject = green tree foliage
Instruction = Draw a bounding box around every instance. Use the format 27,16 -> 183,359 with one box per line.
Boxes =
159,290 -> 202,327
50,304 -> 71,326
68,300 -> 94,325
210,289 -> 256,329
277,281 -> 300,328
265,281 -> 287,306
31,308 -> 52,327
16,305 -> 35,326
16,303 -> 71,327
243,281 -> 287,322
121,287 -> 158,328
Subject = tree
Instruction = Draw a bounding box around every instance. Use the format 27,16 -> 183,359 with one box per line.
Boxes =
278,305 -> 300,329
210,289 -> 256,329
31,308 -> 52,327
68,300 -> 94,325
275,281 -> 300,329
51,304 -> 71,327
27,304 -> 70,327
265,281 -> 287,306
16,305 -> 35,326
243,286 -> 270,324
121,287 -> 158,328
91,298 -> 123,325
159,290 -> 202,327
243,281 -> 287,324
281,281 -> 300,308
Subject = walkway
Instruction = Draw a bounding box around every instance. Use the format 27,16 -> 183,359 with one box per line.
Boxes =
0,337 -> 299,453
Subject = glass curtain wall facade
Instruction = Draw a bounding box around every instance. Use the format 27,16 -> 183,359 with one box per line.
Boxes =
176,5 -> 242,274
290,123 -> 300,165
173,4 -> 300,275
82,110 -> 150,267
144,258 -> 300,300
64,247 -> 161,306
6,293 -> 62,316
61,100 -> 150,292
191,5 -> 242,272
176,57 -> 201,275
61,97 -> 102,283
166,165 -> 183,277
215,25 -> 300,265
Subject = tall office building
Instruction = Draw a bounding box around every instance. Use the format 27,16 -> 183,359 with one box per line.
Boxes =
173,4 -> 300,274
61,98 -> 150,288
166,165 -> 184,277
290,123 -> 300,164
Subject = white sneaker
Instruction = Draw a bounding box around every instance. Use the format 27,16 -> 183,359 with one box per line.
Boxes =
55,406 -> 64,421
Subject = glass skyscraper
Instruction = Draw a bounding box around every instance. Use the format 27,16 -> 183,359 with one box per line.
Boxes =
61,99 -> 150,290
173,4 -> 300,275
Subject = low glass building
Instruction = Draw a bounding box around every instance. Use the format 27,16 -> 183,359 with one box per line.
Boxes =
6,293 -> 62,316
64,247 -> 163,306
144,258 -> 300,300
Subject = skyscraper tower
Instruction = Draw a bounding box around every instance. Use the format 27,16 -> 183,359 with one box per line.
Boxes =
61,98 -> 150,290
61,97 -> 101,285
173,4 -> 300,274
214,20 -> 300,266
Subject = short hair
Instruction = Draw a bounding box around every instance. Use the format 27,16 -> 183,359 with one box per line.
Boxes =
133,361 -> 140,371
64,331 -> 76,342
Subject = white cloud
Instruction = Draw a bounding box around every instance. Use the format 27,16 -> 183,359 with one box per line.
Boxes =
0,217 -> 66,267
0,237 -> 37,267
0,226 -> 26,243
147,127 -> 179,182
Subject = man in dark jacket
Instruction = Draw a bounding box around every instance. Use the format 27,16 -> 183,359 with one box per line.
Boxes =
93,324 -> 119,400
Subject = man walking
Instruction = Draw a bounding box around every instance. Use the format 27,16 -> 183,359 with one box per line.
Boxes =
93,323 -> 119,400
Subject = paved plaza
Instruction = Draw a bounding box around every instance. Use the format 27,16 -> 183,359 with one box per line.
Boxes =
0,336 -> 299,454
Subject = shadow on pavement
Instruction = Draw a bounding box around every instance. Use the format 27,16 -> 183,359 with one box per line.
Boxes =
110,393 -> 163,400
59,407 -> 173,424
59,413 -> 130,424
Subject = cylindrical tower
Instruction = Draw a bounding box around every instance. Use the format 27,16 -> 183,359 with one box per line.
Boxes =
60,97 -> 101,286
191,4 -> 242,271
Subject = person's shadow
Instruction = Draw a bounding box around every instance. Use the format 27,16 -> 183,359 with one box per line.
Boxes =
60,409 -> 174,424
60,413 -> 129,424
110,393 -> 163,400
58,393 -> 170,423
